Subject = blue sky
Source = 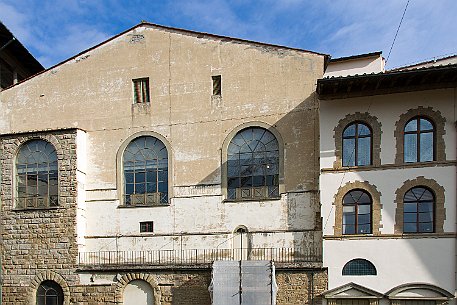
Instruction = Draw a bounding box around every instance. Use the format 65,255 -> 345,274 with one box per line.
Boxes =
1,0 -> 456,69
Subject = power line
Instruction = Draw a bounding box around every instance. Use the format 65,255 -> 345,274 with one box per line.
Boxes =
386,0 -> 410,64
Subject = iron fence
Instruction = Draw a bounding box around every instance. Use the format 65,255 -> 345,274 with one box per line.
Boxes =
78,247 -> 321,267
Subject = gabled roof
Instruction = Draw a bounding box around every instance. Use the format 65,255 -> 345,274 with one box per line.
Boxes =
2,21 -> 328,91
322,282 -> 384,299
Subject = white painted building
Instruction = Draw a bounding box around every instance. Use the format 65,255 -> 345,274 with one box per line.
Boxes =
318,53 -> 456,305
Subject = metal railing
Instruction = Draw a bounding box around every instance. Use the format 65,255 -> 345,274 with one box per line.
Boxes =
78,247 -> 321,267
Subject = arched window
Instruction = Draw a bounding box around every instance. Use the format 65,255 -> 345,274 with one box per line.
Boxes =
403,187 -> 434,233
404,117 -> 435,163
342,190 -> 372,234
123,136 -> 168,206
16,140 -> 58,209
227,127 -> 279,200
342,259 -> 377,276
342,122 -> 372,166
36,280 -> 64,305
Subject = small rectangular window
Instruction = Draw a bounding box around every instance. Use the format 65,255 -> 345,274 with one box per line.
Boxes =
140,221 -> 154,233
212,75 -> 221,96
133,78 -> 150,104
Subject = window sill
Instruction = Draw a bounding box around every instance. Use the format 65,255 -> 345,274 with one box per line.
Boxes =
13,206 -> 61,212
322,160 -> 456,173
118,203 -> 170,208
223,197 -> 281,203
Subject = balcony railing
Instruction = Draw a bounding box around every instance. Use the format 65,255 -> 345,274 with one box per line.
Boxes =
78,247 -> 321,267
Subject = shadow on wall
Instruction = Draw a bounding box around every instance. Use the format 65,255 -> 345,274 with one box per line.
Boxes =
196,92 -> 322,256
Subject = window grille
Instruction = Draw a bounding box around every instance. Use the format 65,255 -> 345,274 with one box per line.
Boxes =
123,136 -> 168,206
227,127 -> 279,200
140,221 -> 154,233
342,259 -> 377,276
16,140 -> 58,209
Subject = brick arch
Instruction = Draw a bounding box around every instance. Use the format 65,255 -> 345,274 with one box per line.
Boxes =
115,272 -> 162,304
333,181 -> 383,236
333,112 -> 382,168
394,176 -> 446,234
394,106 -> 446,164
28,270 -> 70,305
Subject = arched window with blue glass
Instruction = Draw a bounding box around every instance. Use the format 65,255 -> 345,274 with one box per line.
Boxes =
227,127 -> 279,200
123,136 -> 168,206
404,116 -> 435,163
342,122 -> 372,167
16,139 -> 58,209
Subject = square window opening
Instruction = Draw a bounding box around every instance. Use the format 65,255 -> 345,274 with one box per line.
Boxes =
140,221 -> 154,233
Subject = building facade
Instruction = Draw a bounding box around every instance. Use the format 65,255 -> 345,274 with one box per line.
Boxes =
0,22 -> 327,304
319,53 -> 456,305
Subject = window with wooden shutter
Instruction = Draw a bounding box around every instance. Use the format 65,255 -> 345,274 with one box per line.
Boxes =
132,78 -> 150,104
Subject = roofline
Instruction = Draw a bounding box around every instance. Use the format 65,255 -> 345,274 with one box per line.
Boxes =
2,21 -> 329,91
390,54 -> 457,71
329,51 -> 382,63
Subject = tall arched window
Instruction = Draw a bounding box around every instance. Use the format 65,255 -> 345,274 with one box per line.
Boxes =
404,117 -> 435,163
227,127 -> 279,200
342,122 -> 372,167
403,187 -> 434,233
123,136 -> 168,206
16,140 -> 58,209
342,190 -> 372,234
36,280 -> 64,305
342,259 -> 377,276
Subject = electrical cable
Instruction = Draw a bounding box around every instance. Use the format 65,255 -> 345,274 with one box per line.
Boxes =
386,0 -> 410,64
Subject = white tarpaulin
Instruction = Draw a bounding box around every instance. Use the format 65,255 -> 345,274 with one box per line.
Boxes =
209,260 -> 278,305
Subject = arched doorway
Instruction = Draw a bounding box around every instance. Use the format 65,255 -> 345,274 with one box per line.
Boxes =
233,226 -> 250,260
123,280 -> 154,305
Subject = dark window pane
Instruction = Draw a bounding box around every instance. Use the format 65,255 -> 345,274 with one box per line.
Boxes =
343,225 -> 355,234
228,178 -> 240,188
419,211 -> 433,223
343,213 -> 355,225
135,172 -> 145,183
358,214 -> 371,225
358,224 -> 371,234
404,213 -> 417,223
403,223 -> 417,233
419,222 -> 433,233
404,134 -> 417,162
404,202 -> 417,213
420,132 -> 433,162
125,172 -> 134,183
252,175 -> 264,187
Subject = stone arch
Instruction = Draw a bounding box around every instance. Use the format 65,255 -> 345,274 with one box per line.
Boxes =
221,121 -> 285,200
394,176 -> 446,234
28,270 -> 70,305
394,106 -> 446,164
333,112 -> 382,168
333,181 -> 383,236
115,272 -> 161,305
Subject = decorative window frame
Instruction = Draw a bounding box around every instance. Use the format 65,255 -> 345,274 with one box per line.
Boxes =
333,181 -> 382,236
28,271 -> 70,305
333,112 -> 382,168
221,121 -> 285,201
116,131 -> 173,207
394,176 -> 446,234
115,272 -> 162,305
394,107 -> 446,164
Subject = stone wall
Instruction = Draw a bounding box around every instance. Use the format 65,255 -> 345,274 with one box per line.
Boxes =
0,129 -> 79,304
